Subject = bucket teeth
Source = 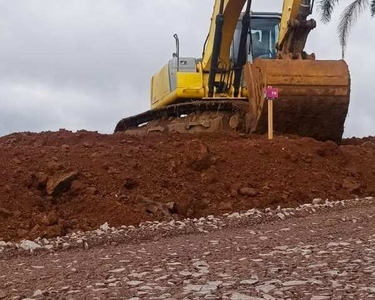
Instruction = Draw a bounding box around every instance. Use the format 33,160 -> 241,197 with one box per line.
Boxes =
243,59 -> 351,141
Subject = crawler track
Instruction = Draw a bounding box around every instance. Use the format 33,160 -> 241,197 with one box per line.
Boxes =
114,100 -> 249,133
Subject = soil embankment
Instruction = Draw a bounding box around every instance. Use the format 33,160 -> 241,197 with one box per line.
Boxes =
1,130 -> 374,241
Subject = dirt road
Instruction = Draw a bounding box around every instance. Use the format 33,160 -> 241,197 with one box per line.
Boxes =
1,198 -> 375,299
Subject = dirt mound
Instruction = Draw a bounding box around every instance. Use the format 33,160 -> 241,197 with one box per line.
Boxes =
1,130 -> 375,242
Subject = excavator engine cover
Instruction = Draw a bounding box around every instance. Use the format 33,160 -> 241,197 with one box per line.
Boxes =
244,59 -> 350,141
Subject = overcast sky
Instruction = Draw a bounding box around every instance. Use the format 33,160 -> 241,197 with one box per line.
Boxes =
0,0 -> 373,138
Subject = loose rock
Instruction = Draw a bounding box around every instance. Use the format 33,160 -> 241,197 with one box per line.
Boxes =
239,187 -> 258,197
46,171 -> 78,196
19,240 -> 41,251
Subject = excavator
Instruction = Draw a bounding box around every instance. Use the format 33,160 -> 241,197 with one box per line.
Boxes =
115,0 -> 350,141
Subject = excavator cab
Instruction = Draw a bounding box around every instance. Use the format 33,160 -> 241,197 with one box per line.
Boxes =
249,14 -> 281,60
231,13 -> 281,63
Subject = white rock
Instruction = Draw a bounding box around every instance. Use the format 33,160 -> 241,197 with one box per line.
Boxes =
330,280 -> 342,288
193,260 -> 209,269
108,281 -> 121,287
129,272 -> 148,278
312,198 -> 324,205
155,275 -> 170,281
192,272 -> 204,278
19,240 -> 41,251
273,291 -> 284,297
100,222 -> 110,232
277,213 -> 285,220
274,245 -> 288,251
184,284 -> 204,292
359,287 -> 375,293
109,268 -> 126,273
231,293 -> 263,300
339,242 -> 350,246
127,281 -> 144,287
280,227 -> 291,231
153,268 -> 163,273
240,275 -> 259,285
263,295 -> 276,300
308,263 -> 328,269
327,242 -> 340,247
264,279 -> 282,285
256,284 -> 276,293
167,262 -> 182,266
138,285 -> 153,290
282,280 -> 308,287
66,290 -> 80,294
199,281 -> 222,293
32,290 -> 43,297
32,266 -> 44,269
227,212 -> 240,219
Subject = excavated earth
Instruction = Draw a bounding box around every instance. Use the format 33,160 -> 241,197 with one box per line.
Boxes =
1,130 -> 375,242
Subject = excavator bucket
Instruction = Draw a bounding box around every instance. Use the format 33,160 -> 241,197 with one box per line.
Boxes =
244,59 -> 351,141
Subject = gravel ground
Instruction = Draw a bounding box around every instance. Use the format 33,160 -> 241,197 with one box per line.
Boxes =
1,198 -> 375,299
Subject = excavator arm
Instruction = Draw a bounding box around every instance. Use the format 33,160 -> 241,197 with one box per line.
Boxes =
201,0 -> 248,97
203,0 -> 317,69
202,0 -> 317,98
201,0 -> 246,72
277,0 -> 317,59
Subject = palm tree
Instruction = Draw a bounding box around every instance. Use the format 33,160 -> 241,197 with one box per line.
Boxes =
317,0 -> 375,57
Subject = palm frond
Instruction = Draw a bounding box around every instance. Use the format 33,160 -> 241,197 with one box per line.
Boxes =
371,0 -> 375,16
338,0 -> 369,55
317,0 -> 340,23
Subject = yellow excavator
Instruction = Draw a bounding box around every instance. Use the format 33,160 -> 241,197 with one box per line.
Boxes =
115,0 -> 350,141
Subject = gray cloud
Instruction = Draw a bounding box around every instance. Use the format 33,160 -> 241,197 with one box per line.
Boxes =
0,0 -> 373,138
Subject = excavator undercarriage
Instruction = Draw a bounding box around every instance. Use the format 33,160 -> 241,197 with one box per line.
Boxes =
115,100 -> 249,135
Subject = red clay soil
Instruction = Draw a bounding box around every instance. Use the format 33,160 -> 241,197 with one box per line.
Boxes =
1,130 -> 375,242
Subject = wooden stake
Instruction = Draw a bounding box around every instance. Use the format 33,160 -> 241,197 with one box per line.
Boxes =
268,99 -> 274,140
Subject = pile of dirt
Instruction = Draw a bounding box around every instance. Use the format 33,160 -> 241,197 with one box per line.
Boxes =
1,130 -> 375,242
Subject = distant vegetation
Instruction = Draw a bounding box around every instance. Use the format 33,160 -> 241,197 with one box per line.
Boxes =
317,0 -> 375,56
